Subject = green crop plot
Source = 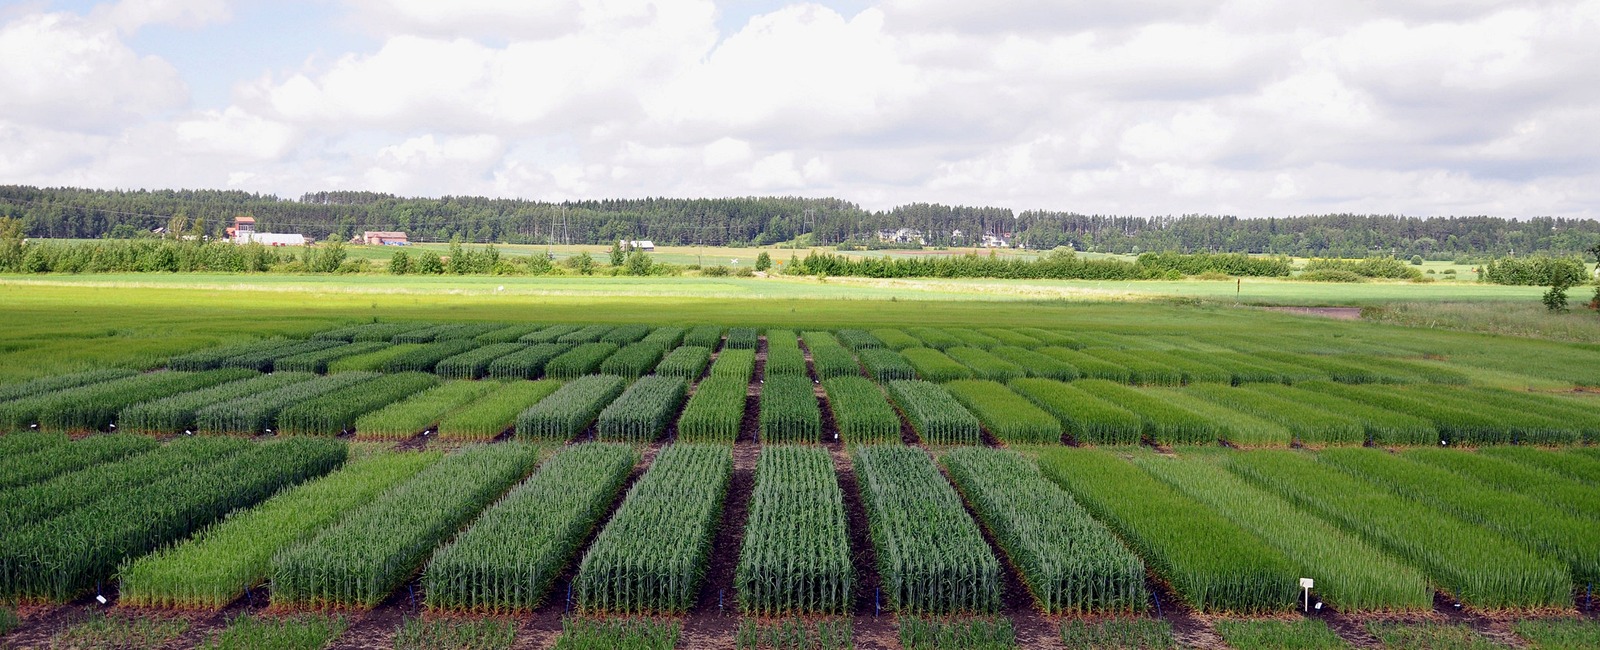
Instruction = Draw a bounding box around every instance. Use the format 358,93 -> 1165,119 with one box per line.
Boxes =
737,446 -> 852,615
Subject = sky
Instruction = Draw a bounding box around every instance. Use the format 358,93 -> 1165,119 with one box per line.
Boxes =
1,0 -> 1598,217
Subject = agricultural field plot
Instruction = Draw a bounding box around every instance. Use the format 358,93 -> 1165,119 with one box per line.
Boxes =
7,290 -> 1600,649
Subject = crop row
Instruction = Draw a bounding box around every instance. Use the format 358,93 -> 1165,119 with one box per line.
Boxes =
0,437 -> 346,601
196,372 -> 376,435
438,380 -> 563,440
764,329 -> 806,377
802,331 -> 861,380
944,380 -> 1059,444
1036,448 -> 1297,614
575,443 -> 731,613
854,445 -> 998,613
486,343 -> 567,379
737,446 -> 852,615
279,372 -> 441,435
0,369 -> 256,432
596,376 -> 686,442
675,377 -> 746,443
821,376 -> 901,444
600,342 -> 666,378
435,343 -> 526,379
886,380 -> 980,445
271,443 -> 543,608
759,375 -> 821,443
353,380 -> 499,439
516,375 -> 626,439
655,346 -> 711,380
276,342 -> 388,373
547,343 -> 620,379
119,372 -> 314,434
426,442 -> 636,612
943,448 -> 1147,614
0,433 -> 158,490
120,450 -> 440,608
519,324 -> 581,343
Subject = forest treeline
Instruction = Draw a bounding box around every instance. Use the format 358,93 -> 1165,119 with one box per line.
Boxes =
4,185 -> 1600,258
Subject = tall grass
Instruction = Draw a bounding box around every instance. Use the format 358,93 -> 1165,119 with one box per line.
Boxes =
1035,447 -> 1298,614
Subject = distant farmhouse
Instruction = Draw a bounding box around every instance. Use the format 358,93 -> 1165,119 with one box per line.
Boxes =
362,231 -> 409,246
621,239 -> 655,251
227,216 -> 308,246
877,228 -> 926,245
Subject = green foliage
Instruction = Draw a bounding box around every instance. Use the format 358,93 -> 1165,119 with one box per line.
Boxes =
1035,447 -> 1299,614
197,614 -> 348,650
682,325 -> 726,349
426,443 -> 635,612
120,372 -> 314,434
822,376 -> 901,444
1513,619 -> 1600,649
803,331 -> 861,379
275,341 -> 387,373
437,380 -> 562,440
596,376 -> 686,442
677,376 -> 747,443
196,372 -> 375,434
599,324 -> 651,345
755,251 -> 772,271
945,347 -> 1024,381
393,617 -> 519,650
859,347 -> 917,382
1059,619 -> 1175,650
898,616 -> 1016,650
278,372 -> 440,435
475,323 -> 545,343
0,368 -> 252,432
312,321 -> 424,342
0,430 -> 66,457
886,380 -> 980,445
870,328 -> 923,350
1319,448 -> 1600,583
735,618 -> 853,650
1136,452 -> 1432,611
518,324 -> 582,343
943,448 -> 1146,613
638,325 -> 685,351
545,342 -> 620,379
726,327 -> 760,349
556,324 -> 614,344
1186,384 -> 1365,445
907,327 -> 964,349
0,368 -> 137,404
1009,378 -> 1140,444
1302,256 -> 1424,280
1074,380 -> 1216,445
599,341 -> 666,378
0,436 -> 249,532
0,433 -> 156,490
834,328 -> 883,350
271,443 -> 542,608
945,328 -> 1002,349
1214,619 -> 1349,650
711,348 -> 757,383
217,339 -> 344,372
121,451 -> 438,608
1365,622 -> 1504,650
901,347 -> 973,382
1482,446 -> 1600,487
1229,450 -> 1572,609
1037,347 -> 1132,382
0,437 -> 346,601
515,374 -> 627,440
575,444 -> 731,613
764,329 -> 807,377
552,617 -> 680,650
853,445 -> 999,614
760,375 -> 822,443
655,345 -> 711,379
326,344 -> 422,372
383,340 -> 479,372
352,380 -> 497,438
1240,383 -> 1436,445
435,342 -> 525,379
1081,349 -> 1184,386
943,380 -> 1059,444
986,345 -> 1078,380
1481,255 -> 1589,286
738,446 -> 853,615
47,613 -> 190,650
1137,251 -> 1294,277
485,343 -> 566,379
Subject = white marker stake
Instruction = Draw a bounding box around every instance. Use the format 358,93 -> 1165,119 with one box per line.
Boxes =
1299,578 -> 1315,612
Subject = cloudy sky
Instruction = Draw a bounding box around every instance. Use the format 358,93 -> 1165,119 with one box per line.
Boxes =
2,0 -> 1598,217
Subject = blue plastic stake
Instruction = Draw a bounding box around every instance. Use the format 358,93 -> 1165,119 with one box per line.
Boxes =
1153,590 -> 1163,618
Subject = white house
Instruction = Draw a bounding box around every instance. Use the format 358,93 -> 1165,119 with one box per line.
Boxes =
621,239 -> 655,251
236,232 -> 308,247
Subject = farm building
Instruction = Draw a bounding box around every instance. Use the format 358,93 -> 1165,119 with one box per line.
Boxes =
362,231 -> 409,246
228,215 -> 308,246
621,239 -> 655,251
224,216 -> 255,240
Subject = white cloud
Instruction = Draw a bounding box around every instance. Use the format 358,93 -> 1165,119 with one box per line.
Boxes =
4,0 -> 1600,219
